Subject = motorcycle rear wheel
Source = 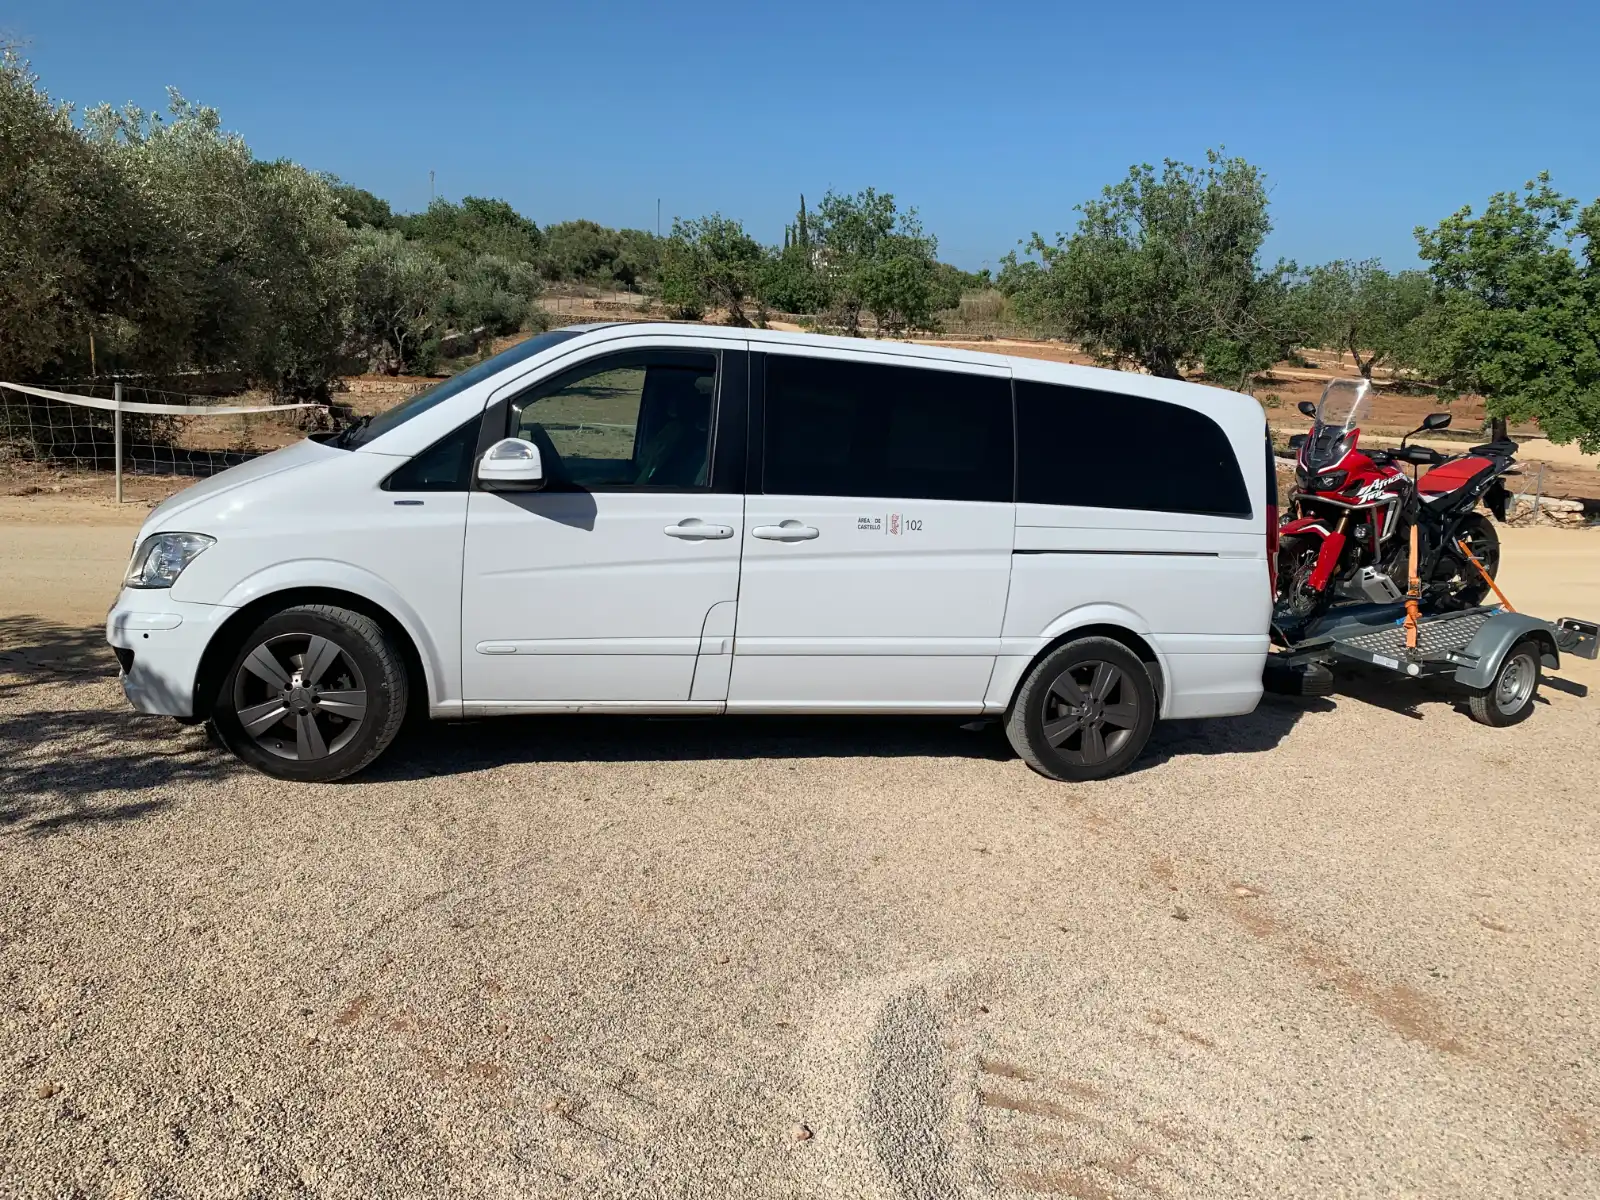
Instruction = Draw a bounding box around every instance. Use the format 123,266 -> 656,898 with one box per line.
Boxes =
1432,513 -> 1500,608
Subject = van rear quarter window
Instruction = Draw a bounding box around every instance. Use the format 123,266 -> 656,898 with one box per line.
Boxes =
763,355 -> 1012,502
1015,381 -> 1252,518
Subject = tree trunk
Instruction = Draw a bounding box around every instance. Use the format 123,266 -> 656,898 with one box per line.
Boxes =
1348,334 -> 1375,380
1144,349 -> 1183,379
1490,415 -> 1508,443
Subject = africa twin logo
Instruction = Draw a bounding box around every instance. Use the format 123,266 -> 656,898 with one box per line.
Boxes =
856,514 -> 923,534
1353,478 -> 1402,503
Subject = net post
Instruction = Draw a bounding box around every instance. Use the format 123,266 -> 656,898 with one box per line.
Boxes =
113,380 -> 124,504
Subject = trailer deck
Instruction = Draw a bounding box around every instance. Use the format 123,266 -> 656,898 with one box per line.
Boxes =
1266,600 -> 1597,717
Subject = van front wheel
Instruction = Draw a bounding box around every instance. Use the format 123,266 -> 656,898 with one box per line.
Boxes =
212,604 -> 408,782
1007,637 -> 1157,782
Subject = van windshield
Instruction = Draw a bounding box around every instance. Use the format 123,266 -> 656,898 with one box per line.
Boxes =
335,330 -> 580,449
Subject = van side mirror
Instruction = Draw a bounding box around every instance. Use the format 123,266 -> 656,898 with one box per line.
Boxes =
1298,400 -> 1317,418
477,437 -> 545,491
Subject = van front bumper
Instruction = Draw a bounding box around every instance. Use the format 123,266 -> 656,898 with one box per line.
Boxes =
105,591 -> 235,718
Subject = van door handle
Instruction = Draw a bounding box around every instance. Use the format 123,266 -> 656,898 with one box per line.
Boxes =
752,521 -> 819,542
664,519 -> 734,540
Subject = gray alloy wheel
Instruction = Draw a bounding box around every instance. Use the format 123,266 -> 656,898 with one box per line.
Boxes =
1468,638 -> 1541,727
1038,659 -> 1141,767
1007,636 -> 1158,782
213,604 -> 407,782
231,632 -> 368,762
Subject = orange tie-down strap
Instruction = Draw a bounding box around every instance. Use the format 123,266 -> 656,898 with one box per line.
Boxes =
1404,524 -> 1421,650
1457,538 -> 1515,612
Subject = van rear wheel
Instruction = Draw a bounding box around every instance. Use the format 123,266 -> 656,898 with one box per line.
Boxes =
1007,637 -> 1157,782
212,604 -> 408,782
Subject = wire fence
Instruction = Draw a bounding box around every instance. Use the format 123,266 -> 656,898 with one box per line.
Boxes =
0,380 -> 328,502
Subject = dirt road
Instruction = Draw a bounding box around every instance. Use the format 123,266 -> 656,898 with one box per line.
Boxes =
2,498 -> 1598,1198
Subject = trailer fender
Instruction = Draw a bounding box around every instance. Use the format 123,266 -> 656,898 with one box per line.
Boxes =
1451,613 -> 1559,689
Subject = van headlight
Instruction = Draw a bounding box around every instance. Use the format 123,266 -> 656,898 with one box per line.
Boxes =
125,533 -> 215,589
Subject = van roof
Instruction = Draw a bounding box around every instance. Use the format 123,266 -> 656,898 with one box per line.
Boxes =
556,322 -> 1257,412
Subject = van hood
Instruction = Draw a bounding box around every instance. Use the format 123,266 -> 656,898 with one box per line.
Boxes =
144,438 -> 343,530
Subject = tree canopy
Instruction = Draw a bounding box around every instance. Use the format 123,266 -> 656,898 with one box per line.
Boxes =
999,150 -> 1279,380
1299,259 -> 1430,379
397,195 -> 544,267
659,215 -> 764,325
812,188 -> 943,334
1411,175 -> 1600,450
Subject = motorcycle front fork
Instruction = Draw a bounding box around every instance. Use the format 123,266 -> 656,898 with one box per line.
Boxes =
1307,512 -> 1351,591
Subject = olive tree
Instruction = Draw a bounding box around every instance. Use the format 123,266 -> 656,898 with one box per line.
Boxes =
812,188 -> 941,335
1302,259 -> 1430,378
0,46 -> 140,381
83,90 -> 354,394
1411,174 -> 1600,450
658,215 -> 764,325
1000,150 -> 1276,380
344,228 -> 448,374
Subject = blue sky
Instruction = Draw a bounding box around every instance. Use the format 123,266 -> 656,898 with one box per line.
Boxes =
8,1 -> 1596,272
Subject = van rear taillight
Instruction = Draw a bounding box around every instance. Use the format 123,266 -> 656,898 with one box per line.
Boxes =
1265,431 -> 1280,598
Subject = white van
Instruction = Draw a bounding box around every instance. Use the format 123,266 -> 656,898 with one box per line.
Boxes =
107,325 -> 1274,783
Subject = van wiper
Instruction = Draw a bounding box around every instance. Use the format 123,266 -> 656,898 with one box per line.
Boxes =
332,413 -> 372,449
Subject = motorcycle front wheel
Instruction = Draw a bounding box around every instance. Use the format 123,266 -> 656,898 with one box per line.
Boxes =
1275,535 -> 1333,625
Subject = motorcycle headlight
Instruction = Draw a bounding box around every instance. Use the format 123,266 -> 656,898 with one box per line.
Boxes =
1316,471 -> 1348,490
125,532 -> 215,589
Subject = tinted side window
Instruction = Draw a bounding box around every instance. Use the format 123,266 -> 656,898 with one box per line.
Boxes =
383,416 -> 481,491
1016,382 -> 1252,518
763,356 -> 1012,502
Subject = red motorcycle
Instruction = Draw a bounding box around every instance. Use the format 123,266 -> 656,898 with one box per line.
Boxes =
1276,379 -> 1516,624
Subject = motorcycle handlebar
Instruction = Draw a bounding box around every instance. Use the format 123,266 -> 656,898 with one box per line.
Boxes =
1395,445 -> 1446,466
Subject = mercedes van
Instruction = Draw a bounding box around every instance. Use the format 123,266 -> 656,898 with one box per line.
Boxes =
107,324 -> 1275,783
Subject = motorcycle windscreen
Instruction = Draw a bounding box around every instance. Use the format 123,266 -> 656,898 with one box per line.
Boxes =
1315,378 -> 1372,433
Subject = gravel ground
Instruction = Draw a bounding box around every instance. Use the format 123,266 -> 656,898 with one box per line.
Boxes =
1,629 -> 1597,1199
1,513 -> 1597,1198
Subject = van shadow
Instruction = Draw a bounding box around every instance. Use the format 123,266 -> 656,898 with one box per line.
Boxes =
0,617 -> 233,835
370,713 -> 1019,781
371,694 -> 1327,783
1133,693 -> 1331,773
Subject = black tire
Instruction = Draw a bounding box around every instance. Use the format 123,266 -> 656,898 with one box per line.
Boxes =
212,604 -> 408,782
1467,638 -> 1541,727
1433,513 -> 1500,608
1006,637 -> 1158,782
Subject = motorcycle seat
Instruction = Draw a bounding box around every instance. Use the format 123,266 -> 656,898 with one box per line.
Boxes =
1417,455 -> 1495,494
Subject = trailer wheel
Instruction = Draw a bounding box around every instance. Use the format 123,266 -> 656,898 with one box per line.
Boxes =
1467,638 -> 1541,727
